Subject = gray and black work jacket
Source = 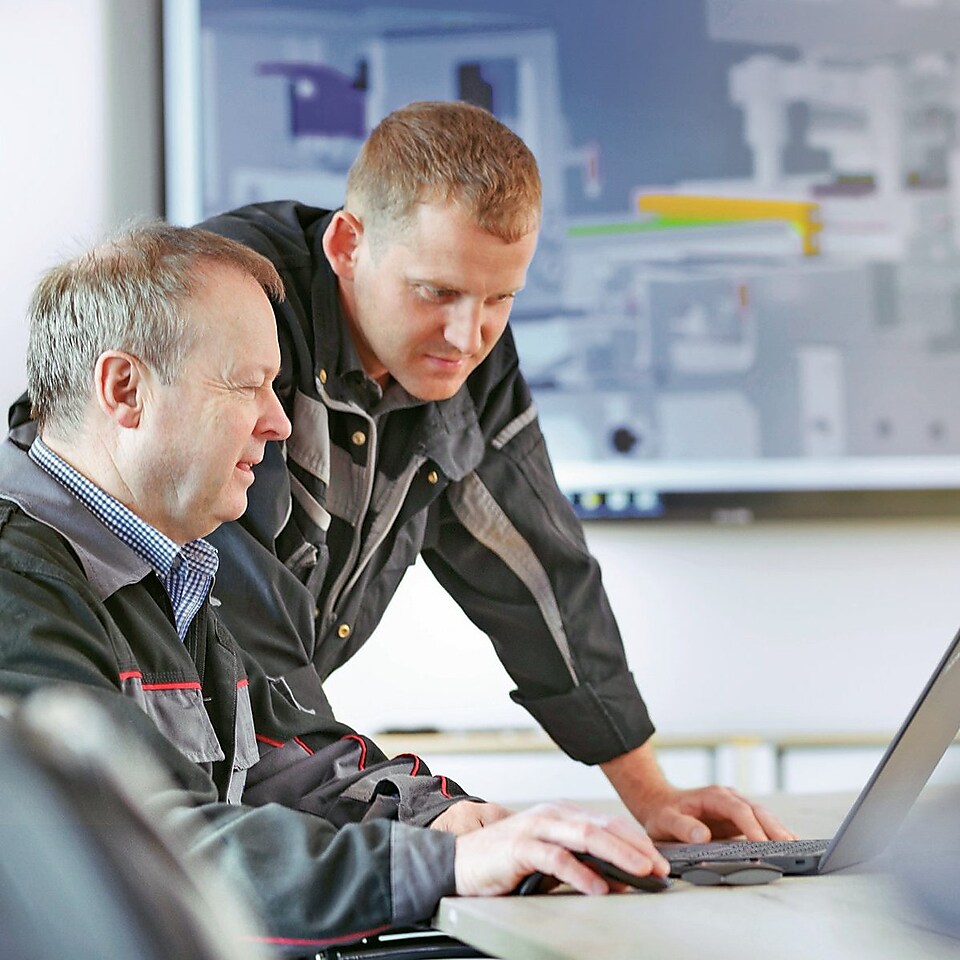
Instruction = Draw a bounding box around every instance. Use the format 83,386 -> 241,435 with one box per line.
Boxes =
0,436 -> 465,949
197,201 -> 655,764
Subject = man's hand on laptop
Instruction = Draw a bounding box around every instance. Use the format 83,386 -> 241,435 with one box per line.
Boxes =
638,785 -> 798,843
601,741 -> 799,843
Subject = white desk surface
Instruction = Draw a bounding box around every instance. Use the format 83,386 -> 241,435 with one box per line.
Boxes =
435,792 -> 960,960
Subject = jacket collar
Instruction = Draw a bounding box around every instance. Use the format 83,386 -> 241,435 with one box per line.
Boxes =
309,211 -> 370,395
0,431 -> 151,600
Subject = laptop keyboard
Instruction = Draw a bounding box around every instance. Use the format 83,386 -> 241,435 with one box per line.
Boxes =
661,838 -> 830,861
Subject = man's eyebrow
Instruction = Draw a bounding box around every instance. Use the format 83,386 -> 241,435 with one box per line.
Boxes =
230,363 -> 281,383
408,276 -> 523,296
408,275 -> 458,288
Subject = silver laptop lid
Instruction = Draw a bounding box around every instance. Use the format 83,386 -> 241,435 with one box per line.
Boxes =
820,629 -> 960,873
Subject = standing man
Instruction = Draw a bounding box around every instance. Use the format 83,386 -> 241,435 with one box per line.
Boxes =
0,223 -> 666,948
193,100 -> 792,844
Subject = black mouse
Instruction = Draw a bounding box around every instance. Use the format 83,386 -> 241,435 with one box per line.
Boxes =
514,852 -> 672,895
679,860 -> 782,886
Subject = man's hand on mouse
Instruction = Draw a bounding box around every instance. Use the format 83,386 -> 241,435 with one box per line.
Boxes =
601,742 -> 799,843
453,801 -> 670,897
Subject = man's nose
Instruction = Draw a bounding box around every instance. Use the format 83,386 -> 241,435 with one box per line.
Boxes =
259,388 -> 292,441
443,300 -> 484,356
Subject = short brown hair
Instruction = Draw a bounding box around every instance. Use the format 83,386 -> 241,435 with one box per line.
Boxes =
27,221 -> 284,432
345,100 -> 542,243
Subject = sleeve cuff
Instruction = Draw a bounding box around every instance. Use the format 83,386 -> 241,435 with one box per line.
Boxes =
510,671 -> 655,764
405,792 -> 486,829
389,822 -> 457,926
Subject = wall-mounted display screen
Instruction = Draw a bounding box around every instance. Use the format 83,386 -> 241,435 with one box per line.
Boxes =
164,0 -> 960,518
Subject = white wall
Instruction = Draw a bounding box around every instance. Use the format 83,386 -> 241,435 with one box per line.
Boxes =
324,517 -> 960,739
0,0 -> 162,396
5,2 -> 960,796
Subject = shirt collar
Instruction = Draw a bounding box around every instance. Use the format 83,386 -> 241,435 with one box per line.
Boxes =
28,438 -> 218,585
0,434 -> 151,600
311,211 -> 367,387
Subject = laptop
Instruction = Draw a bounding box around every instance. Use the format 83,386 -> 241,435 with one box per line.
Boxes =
657,626 -> 960,876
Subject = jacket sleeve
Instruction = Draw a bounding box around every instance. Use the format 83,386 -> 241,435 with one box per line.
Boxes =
422,329 -> 656,765
240,672 -> 480,830
0,517 -> 457,947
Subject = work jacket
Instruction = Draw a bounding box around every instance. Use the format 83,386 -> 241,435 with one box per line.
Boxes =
0,437 -> 465,949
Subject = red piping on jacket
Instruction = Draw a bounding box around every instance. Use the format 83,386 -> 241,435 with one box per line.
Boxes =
394,752 -> 422,777
118,670 -> 202,692
255,733 -> 314,756
255,733 -> 284,749
340,733 -> 368,770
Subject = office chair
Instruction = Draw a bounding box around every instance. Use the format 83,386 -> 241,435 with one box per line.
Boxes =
0,691 -> 268,960
316,926 -> 488,959
0,689 -> 491,960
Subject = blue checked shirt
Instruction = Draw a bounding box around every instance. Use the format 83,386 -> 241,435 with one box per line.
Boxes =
30,438 -> 219,641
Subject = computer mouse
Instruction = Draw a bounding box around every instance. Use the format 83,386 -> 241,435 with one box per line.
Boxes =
514,852 -> 672,895
679,860 -> 782,886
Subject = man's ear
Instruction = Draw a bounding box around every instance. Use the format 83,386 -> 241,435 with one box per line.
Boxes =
95,352 -> 145,429
322,210 -> 364,281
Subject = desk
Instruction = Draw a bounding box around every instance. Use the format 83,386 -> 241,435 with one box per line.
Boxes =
434,793 -> 960,960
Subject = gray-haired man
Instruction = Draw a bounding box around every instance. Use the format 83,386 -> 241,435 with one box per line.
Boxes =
0,222 -> 664,948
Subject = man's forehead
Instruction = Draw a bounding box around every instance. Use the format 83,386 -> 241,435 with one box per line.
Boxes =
402,223 -> 537,278
184,277 -> 280,373
412,197 -> 539,232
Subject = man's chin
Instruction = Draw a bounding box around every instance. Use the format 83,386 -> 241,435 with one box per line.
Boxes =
399,373 -> 468,403
390,355 -> 478,401
217,491 -> 250,527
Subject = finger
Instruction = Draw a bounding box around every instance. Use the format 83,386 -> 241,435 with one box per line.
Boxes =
523,841 -> 610,895
601,815 -> 670,875
652,808 -> 714,844
523,806 -> 667,879
751,804 -> 798,841
710,790 -> 782,841
720,813 -> 764,841
696,793 -> 767,842
694,790 -> 799,842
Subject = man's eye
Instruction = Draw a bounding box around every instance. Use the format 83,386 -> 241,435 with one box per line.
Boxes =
419,286 -> 453,302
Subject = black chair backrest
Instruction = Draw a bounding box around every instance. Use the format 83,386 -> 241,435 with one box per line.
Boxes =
0,691 -> 268,960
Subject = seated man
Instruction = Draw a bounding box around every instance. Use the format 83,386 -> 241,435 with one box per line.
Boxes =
0,223 -> 665,949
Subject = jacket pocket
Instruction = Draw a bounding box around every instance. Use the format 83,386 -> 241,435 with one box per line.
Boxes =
119,673 -> 224,764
